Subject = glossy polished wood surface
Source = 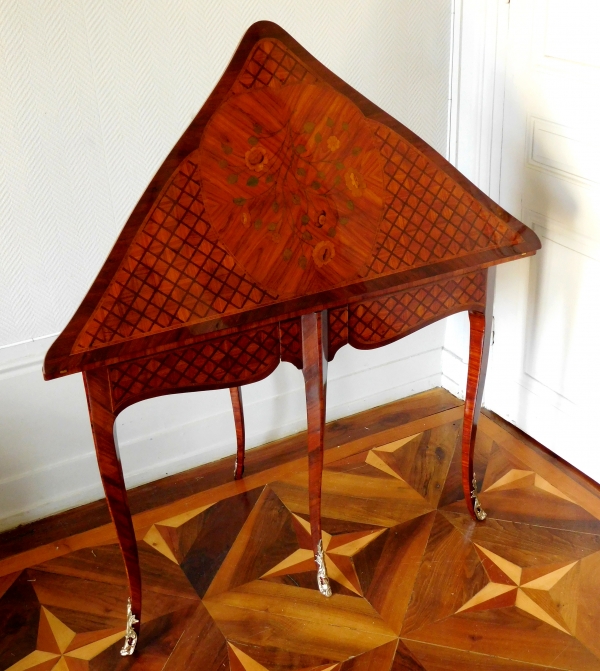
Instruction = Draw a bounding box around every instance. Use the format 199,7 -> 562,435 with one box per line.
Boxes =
230,387 -> 246,481
301,311 -> 330,595
0,390 -> 461,564
83,368 -> 142,638
43,22 -> 539,380
41,19 -> 540,652
462,311 -> 487,520
2,389 -> 600,671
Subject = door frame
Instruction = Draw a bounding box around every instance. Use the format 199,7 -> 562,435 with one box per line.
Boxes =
442,0 -> 511,404
449,0 -> 510,201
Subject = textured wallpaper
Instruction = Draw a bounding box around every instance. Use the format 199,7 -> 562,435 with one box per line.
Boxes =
0,0 -> 451,348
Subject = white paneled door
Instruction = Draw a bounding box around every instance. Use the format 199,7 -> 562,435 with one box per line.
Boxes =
487,0 -> 600,480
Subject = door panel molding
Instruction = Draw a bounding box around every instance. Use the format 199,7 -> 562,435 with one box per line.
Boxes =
533,0 -> 600,72
469,0 -> 600,482
526,209 -> 600,261
527,117 -> 600,186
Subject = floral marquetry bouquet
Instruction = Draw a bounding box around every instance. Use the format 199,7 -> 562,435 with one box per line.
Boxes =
199,82 -> 385,298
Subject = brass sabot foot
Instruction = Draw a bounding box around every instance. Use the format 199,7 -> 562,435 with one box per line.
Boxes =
120,597 -> 139,656
315,539 -> 332,597
471,474 -> 487,521
233,456 -> 244,480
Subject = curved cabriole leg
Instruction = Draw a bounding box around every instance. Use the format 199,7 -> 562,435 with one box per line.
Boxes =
462,268 -> 495,521
462,311 -> 487,521
230,386 -> 245,480
461,266 -> 496,521
83,368 -> 142,655
301,311 -> 332,598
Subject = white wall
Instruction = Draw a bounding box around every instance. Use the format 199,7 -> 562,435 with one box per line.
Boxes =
444,0 -> 600,487
475,0 -> 600,483
0,327 -> 445,532
0,0 -> 452,531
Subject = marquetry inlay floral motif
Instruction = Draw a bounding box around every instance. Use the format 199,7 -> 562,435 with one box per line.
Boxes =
245,145 -> 269,172
59,36 -> 535,360
199,81 -> 384,297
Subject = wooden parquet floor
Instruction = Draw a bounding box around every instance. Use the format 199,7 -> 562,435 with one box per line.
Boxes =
2,389 -> 600,671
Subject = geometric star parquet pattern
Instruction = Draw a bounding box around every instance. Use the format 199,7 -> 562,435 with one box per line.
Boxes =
2,392 -> 600,671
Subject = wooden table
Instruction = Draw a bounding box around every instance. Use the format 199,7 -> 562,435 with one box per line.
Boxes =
44,22 -> 540,656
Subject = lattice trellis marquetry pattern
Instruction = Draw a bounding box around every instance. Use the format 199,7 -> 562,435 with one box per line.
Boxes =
328,307 -> 348,361
74,157 -> 277,353
279,318 -> 303,370
71,39 -> 321,357
43,20 -> 539,390
279,310 -> 349,369
366,124 -> 522,276
109,326 -> 279,410
231,38 -> 320,95
37,24 -> 544,669
349,272 -> 486,348
73,118 -> 517,355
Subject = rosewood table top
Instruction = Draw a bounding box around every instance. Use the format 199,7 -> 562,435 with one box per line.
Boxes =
43,22 -> 539,386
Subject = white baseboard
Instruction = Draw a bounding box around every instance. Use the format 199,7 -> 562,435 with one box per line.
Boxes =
0,323 -> 445,532
440,347 -> 467,400
486,375 -> 600,485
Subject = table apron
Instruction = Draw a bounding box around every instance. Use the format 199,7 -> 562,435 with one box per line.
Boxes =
107,269 -> 486,413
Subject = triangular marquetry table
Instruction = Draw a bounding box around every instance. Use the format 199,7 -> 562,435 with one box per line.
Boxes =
44,22 -> 540,656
